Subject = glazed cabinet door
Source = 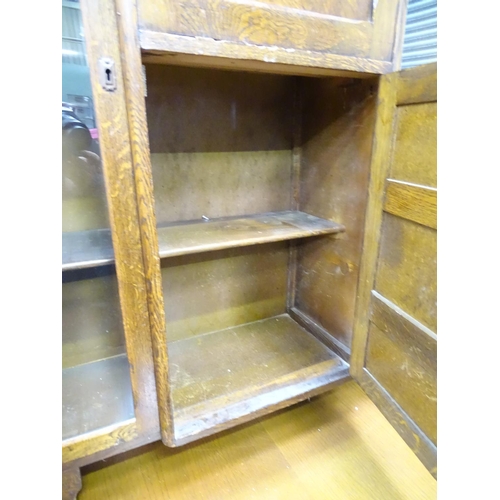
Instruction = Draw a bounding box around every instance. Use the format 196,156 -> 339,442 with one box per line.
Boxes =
351,63 -> 437,476
136,0 -> 407,74
62,0 -> 159,467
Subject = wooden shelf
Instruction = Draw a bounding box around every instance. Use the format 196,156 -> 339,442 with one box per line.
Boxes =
168,314 -> 349,445
62,212 -> 343,270
62,354 -> 135,441
158,211 -> 344,259
62,229 -> 114,271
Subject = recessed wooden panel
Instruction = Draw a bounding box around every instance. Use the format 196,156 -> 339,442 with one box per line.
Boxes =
396,62 -> 437,105
245,0 -> 372,20
365,321 -> 436,445
137,0 -> 402,64
138,0 -> 373,53
295,79 -> 377,349
161,243 -> 289,342
390,102 -> 437,188
375,213 -> 437,332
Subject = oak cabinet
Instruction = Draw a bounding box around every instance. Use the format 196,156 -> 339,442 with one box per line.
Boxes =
62,0 -> 436,497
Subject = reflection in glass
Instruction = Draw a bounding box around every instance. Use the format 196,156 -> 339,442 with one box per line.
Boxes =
62,0 -> 134,440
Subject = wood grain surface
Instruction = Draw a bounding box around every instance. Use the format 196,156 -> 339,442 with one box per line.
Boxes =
137,0 -> 403,68
295,78 -> 377,350
350,64 -> 437,476
140,31 -> 392,77
64,0 -> 161,464
350,73 -> 397,377
375,213 -> 437,332
396,62 -> 437,105
170,314 -> 349,445
384,180 -> 437,229
390,102 -> 437,187
79,381 -> 436,499
115,0 -> 176,445
156,211 -> 344,258
161,243 -> 289,342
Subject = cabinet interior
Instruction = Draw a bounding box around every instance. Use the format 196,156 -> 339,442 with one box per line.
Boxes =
144,63 -> 378,444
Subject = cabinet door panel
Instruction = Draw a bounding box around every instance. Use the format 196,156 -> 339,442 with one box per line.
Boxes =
351,63 -> 437,477
63,0 -> 159,465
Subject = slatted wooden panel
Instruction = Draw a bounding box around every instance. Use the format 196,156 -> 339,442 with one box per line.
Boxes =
351,62 -> 437,477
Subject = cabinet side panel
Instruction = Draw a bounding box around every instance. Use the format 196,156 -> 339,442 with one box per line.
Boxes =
294,78 -> 377,350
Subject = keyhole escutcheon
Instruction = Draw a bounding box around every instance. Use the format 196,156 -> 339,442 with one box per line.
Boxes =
99,57 -> 116,92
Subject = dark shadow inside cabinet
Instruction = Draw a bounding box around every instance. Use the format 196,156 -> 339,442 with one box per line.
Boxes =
144,63 -> 378,444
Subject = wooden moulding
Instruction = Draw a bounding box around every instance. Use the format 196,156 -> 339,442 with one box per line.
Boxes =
384,180 -> 437,229
349,73 -> 398,378
167,314 -> 350,446
139,31 -> 393,78
114,0 -> 175,445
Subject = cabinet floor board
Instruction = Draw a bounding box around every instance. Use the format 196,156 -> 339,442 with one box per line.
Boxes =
169,314 -> 349,444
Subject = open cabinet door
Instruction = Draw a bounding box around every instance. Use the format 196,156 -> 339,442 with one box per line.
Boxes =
351,63 -> 437,477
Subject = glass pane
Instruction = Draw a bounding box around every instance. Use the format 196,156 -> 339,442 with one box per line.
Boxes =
62,0 -> 134,440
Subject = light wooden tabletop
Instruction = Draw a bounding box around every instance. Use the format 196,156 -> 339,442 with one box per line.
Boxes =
80,380 -> 436,499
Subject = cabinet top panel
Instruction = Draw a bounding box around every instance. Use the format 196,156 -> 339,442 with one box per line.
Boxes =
136,0 -> 407,76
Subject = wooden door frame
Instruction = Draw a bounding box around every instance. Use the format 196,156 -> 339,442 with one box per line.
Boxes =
350,63 -> 437,477
62,0 -> 161,466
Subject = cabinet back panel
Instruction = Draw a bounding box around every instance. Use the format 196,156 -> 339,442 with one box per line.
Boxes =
145,64 -> 294,224
294,78 -> 377,350
161,243 -> 289,342
151,151 -> 292,224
